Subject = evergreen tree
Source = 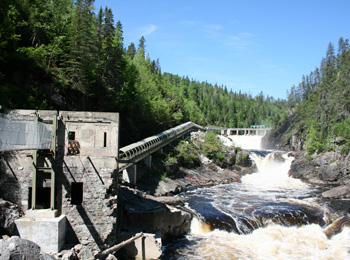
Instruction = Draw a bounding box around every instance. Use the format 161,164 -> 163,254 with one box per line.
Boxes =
126,42 -> 136,59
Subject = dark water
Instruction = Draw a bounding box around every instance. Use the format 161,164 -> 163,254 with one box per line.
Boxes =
163,151 -> 350,260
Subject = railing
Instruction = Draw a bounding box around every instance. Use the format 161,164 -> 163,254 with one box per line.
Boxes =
118,122 -> 205,171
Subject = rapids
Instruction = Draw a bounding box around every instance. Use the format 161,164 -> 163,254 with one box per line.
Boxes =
163,136 -> 350,259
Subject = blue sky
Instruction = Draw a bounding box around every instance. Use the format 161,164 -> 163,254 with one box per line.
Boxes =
93,0 -> 349,99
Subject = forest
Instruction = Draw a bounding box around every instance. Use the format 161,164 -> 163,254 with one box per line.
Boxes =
1,0 -> 349,153
285,37 -> 350,156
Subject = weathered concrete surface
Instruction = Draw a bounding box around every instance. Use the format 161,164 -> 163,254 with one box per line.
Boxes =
0,110 -> 121,254
116,232 -> 162,260
15,214 -> 67,253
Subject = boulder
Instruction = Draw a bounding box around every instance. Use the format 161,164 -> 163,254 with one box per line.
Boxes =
0,198 -> 21,235
154,177 -> 184,196
77,247 -> 94,260
0,236 -> 41,260
270,152 -> 285,163
119,187 -> 192,241
236,150 -> 251,167
322,185 -> 350,199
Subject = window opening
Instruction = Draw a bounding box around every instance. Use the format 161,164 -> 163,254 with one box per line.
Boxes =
71,182 -> 83,205
103,132 -> 107,147
68,131 -> 80,155
68,131 -> 75,141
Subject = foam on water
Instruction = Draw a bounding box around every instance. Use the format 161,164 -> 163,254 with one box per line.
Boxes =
165,134 -> 350,259
186,221 -> 350,260
242,152 -> 309,190
221,134 -> 263,150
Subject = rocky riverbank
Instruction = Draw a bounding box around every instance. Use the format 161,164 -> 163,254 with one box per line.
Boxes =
289,151 -> 350,199
115,133 -> 258,258
137,153 -> 256,197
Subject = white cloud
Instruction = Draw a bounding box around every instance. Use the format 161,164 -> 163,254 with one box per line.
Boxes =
203,24 -> 222,37
180,20 -> 201,26
205,24 -> 222,32
140,24 -> 158,36
226,32 -> 254,50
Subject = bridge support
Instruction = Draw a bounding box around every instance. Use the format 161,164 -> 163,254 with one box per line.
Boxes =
122,165 -> 137,184
144,155 -> 152,168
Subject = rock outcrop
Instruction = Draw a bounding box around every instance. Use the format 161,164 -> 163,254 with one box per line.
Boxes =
0,236 -> 55,260
0,199 -> 21,236
138,153 -> 256,197
118,186 -> 192,242
322,185 -> 350,199
288,151 -> 350,198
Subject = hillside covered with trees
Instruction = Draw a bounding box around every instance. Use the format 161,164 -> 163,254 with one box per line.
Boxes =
283,37 -> 350,156
0,0 -> 286,146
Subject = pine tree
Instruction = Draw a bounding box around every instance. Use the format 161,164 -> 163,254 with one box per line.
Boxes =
126,42 -> 136,59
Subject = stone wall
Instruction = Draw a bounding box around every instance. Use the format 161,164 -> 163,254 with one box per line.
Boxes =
59,156 -> 119,252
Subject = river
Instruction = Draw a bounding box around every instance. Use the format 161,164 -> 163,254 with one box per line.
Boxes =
163,135 -> 350,259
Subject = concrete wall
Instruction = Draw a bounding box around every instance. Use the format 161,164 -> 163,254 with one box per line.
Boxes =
0,110 -> 120,254
59,111 -> 119,157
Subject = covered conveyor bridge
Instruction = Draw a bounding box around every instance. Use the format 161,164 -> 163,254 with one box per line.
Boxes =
118,122 -> 205,173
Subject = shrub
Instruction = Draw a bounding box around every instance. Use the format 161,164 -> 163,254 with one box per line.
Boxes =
331,118 -> 350,155
201,131 -> 225,163
306,123 -> 327,158
166,140 -> 200,168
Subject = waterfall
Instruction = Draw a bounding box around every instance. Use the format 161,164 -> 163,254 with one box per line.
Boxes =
221,134 -> 263,150
242,152 -> 309,190
164,135 -> 350,259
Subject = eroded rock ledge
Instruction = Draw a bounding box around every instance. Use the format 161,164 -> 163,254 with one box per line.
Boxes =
118,147 -> 257,251
288,151 -> 350,198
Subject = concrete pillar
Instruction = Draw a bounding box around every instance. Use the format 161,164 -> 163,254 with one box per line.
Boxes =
157,149 -> 164,155
122,164 -> 137,184
15,214 -> 66,253
144,155 -> 152,168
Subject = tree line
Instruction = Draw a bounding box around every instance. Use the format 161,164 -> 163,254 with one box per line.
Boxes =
285,37 -> 350,155
0,0 -> 315,147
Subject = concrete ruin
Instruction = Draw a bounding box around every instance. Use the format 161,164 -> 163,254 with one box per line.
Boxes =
0,110 -> 120,254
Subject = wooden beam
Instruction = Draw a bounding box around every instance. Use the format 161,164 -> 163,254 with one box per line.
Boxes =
31,150 -> 37,210
101,232 -> 144,256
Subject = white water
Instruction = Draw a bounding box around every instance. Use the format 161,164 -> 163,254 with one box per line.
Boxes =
220,134 -> 263,150
242,152 -> 309,190
185,222 -> 350,260
166,135 -> 350,259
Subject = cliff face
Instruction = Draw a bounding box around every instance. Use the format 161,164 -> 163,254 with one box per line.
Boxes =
289,151 -> 350,186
